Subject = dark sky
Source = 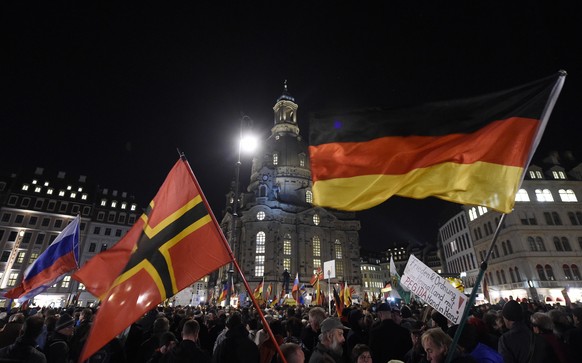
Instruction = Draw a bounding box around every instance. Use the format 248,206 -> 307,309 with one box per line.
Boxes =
2,2 -> 581,251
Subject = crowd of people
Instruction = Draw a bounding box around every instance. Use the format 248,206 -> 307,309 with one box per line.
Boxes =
0,298 -> 581,363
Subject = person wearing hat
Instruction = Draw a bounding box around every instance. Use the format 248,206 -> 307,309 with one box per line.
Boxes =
46,313 -> 75,363
498,300 -> 554,363
308,317 -> 348,363
368,303 -> 411,363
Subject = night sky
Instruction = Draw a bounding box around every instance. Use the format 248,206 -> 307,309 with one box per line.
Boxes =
2,2 -> 581,251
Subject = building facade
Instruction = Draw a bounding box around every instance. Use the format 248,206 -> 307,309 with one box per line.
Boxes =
217,86 -> 362,304
439,158 -> 582,304
0,167 -> 140,307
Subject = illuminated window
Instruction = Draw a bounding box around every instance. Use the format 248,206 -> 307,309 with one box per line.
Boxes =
67,185 -> 72,190
100,199 -> 107,206
336,261 -> 343,276
312,236 -> 321,256
22,184 -> 29,191
283,240 -> 292,255
131,204 -> 137,211
111,201 -> 117,208
535,189 -> 554,202
16,252 -> 26,264
254,256 -> 265,277
306,190 -> 313,204
335,239 -> 343,259
299,154 -> 305,167
32,180 -> 38,185
7,273 -> 18,286
61,276 -> 71,288
78,283 -> 85,290
313,214 -> 320,226
468,208 -> 477,221
283,258 -> 291,271
256,231 -> 266,254
70,192 -> 76,198
59,190 -> 65,197
515,189 -> 530,202
257,211 -> 265,220
29,252 -> 39,263
81,194 -> 88,200
47,188 -> 54,195
477,206 -> 488,216
121,202 -> 127,209
564,265 -> 573,280
313,259 -> 321,272
559,189 -> 577,202
34,186 -> 41,193
273,153 -> 278,165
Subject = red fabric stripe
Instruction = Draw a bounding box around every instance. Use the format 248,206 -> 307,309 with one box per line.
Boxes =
309,117 -> 538,182
22,252 -> 77,290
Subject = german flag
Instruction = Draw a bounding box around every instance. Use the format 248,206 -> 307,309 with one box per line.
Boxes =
74,158 -> 233,362
309,72 -> 566,213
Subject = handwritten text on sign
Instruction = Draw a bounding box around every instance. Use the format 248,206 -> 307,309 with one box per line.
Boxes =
401,255 -> 467,324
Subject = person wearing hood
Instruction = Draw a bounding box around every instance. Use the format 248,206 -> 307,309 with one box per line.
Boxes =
46,313 -> 75,363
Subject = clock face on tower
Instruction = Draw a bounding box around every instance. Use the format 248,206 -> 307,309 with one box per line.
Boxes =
262,174 -> 268,181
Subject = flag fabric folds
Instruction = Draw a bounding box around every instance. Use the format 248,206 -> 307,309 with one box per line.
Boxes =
253,278 -> 264,300
310,267 -> 323,286
73,159 -> 233,361
217,282 -> 229,303
309,72 -> 566,213
390,256 -> 411,303
4,215 -> 80,301
333,286 -> 343,317
343,281 -> 352,308
291,273 -> 300,302
265,283 -> 272,302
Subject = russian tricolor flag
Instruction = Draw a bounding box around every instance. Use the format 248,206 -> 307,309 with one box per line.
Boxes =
4,215 -> 80,301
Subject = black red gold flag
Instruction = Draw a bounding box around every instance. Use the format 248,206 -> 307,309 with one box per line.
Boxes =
309,72 -> 566,213
74,158 -> 233,361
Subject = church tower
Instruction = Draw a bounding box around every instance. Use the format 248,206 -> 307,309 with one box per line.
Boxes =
220,83 -> 362,304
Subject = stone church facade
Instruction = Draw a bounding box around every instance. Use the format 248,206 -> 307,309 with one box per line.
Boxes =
219,86 -> 362,303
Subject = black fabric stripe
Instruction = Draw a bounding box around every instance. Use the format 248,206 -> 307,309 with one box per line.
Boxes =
309,73 -> 557,145
122,201 -> 208,296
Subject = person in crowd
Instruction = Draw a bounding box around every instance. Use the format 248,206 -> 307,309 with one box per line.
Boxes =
403,329 -> 425,363
278,342 -> 304,363
258,319 -> 284,363
161,319 -> 210,363
564,307 -> 582,359
146,332 -> 177,363
530,312 -> 570,363
46,313 -> 75,363
301,307 -> 326,359
447,323 -> 503,363
0,312 -> 25,348
368,303 -> 411,363
213,311 -> 259,363
351,344 -> 372,363
0,314 -> 46,363
498,300 -> 554,363
138,316 -> 171,363
421,327 -> 476,363
308,317 -> 347,363
345,309 -> 369,354
430,311 -> 449,332
69,308 -> 92,363
283,316 -> 309,357
399,306 -> 417,331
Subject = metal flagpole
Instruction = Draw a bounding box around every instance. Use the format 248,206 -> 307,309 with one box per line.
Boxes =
327,270 -> 332,315
444,213 -> 506,363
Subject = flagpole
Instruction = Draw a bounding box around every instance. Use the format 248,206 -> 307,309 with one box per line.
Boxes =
180,155 -> 287,363
444,213 -> 506,363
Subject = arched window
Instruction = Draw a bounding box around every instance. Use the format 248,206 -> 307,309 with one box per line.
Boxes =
507,240 -> 513,254
515,267 -> 522,281
496,271 -> 501,285
572,265 -> 581,280
306,190 -> 313,204
536,237 -> 546,251
493,245 -> 500,259
313,214 -> 320,226
554,237 -> 563,251
283,234 -> 292,255
256,232 -> 266,254
509,268 -> 516,283
577,212 -> 582,224
335,239 -> 343,259
563,264 -> 572,280
500,270 -> 507,284
537,265 -> 547,281
528,237 -> 536,251
502,241 -> 508,255
545,265 -> 555,280
562,237 -> 572,251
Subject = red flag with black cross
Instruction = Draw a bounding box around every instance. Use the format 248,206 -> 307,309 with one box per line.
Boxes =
73,157 -> 233,362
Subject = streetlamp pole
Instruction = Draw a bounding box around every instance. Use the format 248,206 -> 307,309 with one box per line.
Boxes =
228,115 -> 255,305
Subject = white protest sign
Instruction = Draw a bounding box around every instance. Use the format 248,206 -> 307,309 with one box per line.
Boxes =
401,254 -> 467,325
